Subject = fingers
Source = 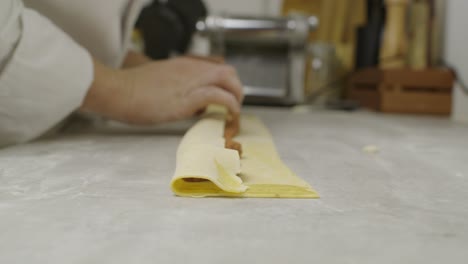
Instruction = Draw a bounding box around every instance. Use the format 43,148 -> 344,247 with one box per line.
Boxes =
185,55 -> 225,64
187,86 -> 241,116
210,65 -> 244,103
178,56 -> 244,104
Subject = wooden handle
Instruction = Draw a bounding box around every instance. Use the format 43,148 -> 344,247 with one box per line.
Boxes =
380,0 -> 409,68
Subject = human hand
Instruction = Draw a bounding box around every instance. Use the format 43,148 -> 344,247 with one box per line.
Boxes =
81,56 -> 244,125
122,51 -> 152,68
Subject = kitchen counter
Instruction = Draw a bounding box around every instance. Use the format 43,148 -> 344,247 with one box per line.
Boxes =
1,107 -> 467,264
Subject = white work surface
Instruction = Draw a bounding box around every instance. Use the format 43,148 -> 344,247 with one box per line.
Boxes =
1,107 -> 467,264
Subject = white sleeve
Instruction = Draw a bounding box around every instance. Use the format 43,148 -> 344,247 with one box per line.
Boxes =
0,0 -> 94,147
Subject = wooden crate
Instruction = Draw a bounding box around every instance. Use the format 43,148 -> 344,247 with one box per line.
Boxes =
347,68 -> 454,115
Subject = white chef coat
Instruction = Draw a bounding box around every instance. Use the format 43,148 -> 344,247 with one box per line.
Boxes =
0,0 -> 146,147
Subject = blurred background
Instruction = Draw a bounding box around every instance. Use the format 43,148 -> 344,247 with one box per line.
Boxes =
134,0 -> 468,123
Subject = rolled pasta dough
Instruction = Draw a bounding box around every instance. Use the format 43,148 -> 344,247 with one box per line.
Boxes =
171,109 -> 319,198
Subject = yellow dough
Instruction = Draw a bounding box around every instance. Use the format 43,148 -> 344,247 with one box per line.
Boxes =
171,108 -> 319,198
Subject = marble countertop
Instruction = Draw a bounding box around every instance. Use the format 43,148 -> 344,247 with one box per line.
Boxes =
1,107 -> 467,264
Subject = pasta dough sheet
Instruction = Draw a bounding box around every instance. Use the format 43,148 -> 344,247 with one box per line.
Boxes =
171,110 -> 319,198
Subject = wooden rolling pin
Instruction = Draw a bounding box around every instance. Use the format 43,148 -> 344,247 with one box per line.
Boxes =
407,0 -> 430,69
224,114 -> 242,156
380,0 -> 409,68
